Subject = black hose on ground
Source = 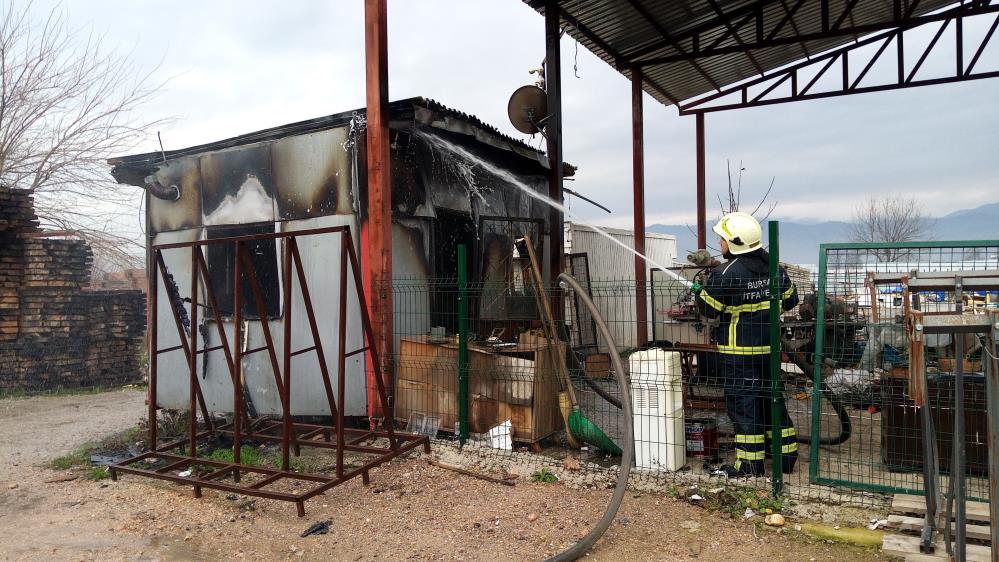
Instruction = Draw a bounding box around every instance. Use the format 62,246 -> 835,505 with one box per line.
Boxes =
545,273 -> 634,562
808,380 -> 852,446
783,348 -> 852,446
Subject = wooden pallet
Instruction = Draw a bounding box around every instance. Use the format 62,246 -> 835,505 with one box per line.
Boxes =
882,534 -> 992,562
881,494 -> 993,561
890,494 -> 991,525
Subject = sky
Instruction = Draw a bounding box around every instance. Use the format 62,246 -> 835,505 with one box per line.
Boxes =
25,0 -> 999,234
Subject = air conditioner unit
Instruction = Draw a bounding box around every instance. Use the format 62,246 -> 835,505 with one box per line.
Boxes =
629,349 -> 685,471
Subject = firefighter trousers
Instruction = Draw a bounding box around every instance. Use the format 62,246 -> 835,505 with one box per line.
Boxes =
721,354 -> 798,475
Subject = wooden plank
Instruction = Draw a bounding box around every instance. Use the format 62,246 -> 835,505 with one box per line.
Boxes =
882,534 -> 992,562
886,514 -> 992,542
882,534 -> 924,559
903,553 -> 949,562
892,494 -> 991,524
904,554 -> 946,561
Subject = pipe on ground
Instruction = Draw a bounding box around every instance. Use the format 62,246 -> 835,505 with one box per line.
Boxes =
545,273 -> 634,562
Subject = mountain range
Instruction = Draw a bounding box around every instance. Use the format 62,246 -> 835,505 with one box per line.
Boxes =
647,202 -> 999,265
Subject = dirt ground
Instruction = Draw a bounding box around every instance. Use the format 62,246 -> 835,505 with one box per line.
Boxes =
0,389 -> 889,561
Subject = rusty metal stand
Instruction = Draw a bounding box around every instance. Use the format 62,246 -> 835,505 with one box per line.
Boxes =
111,225 -> 430,516
876,269 -> 999,558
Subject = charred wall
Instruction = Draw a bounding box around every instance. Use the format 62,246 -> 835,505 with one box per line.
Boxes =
0,187 -> 146,393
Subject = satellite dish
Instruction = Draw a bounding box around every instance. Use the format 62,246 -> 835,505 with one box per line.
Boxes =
507,85 -> 548,135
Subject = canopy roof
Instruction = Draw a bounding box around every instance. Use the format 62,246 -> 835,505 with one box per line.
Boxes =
524,0 -> 957,106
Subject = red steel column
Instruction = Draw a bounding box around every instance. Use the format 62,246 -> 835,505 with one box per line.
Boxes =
696,113 -> 707,249
632,68 -> 648,346
545,0 -> 564,287
363,0 -> 392,422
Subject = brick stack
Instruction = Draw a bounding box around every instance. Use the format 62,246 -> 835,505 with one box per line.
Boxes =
0,186 -> 146,393
0,189 -> 37,341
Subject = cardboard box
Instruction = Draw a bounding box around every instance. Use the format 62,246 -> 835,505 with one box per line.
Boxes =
585,353 -> 611,379
395,378 -> 456,432
490,355 -> 535,405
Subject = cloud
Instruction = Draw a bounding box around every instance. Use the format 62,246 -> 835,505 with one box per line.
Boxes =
29,0 -> 999,235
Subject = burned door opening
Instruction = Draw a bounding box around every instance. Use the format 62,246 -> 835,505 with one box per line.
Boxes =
430,210 -> 476,332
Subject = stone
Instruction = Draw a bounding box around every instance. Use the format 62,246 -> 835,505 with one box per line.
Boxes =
765,514 -> 785,527
527,513 -> 539,522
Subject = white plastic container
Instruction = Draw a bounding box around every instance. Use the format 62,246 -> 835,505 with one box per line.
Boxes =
628,349 -> 685,470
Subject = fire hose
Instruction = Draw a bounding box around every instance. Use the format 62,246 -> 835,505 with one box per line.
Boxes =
544,273 -> 634,562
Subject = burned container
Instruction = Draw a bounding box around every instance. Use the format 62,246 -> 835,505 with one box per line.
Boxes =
109,97 -> 559,421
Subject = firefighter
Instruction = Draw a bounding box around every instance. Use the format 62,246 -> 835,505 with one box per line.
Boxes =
695,212 -> 800,478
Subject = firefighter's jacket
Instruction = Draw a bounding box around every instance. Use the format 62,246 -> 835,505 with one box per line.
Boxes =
695,250 -> 799,355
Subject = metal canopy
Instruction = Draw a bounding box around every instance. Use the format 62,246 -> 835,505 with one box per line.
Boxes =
524,0 -> 959,106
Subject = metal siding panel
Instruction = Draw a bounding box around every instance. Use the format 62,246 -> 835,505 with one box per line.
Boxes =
152,228 -> 202,410
565,224 -> 677,349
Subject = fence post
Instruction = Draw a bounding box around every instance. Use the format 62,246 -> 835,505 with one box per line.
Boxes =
768,221 -> 783,498
457,244 -> 470,446
810,246 -> 827,485
986,319 -> 999,552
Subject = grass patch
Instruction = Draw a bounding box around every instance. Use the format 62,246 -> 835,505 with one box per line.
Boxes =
85,466 -> 112,481
49,447 -> 95,470
48,421 -> 149,471
208,446 -> 263,466
680,484 -> 785,519
530,467 -> 559,483
0,385 -> 145,401
206,446 -> 306,472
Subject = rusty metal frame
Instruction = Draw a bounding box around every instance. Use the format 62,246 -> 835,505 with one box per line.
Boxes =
626,0 -> 988,66
111,225 -> 430,516
679,1 -> 999,114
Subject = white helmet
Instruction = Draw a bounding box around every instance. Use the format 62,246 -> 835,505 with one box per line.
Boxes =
712,212 -> 763,255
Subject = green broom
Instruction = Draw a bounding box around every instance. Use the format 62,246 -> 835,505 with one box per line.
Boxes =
521,235 -> 622,456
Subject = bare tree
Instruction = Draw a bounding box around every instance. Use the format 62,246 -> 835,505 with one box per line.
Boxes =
0,2 -> 164,273
686,160 -> 777,254
849,194 -> 933,262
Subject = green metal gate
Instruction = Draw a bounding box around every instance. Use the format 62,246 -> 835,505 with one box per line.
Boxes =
810,240 -> 998,500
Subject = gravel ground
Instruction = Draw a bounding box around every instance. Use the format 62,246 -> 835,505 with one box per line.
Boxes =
0,389 -> 889,561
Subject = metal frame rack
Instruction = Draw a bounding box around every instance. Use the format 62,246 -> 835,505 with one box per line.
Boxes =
870,269 -> 999,559
110,225 -> 430,517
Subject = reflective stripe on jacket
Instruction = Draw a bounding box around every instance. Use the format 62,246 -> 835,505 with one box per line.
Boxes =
695,250 -> 799,355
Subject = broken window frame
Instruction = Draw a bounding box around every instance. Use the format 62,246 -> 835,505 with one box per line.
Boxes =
204,222 -> 283,320
477,216 -> 544,321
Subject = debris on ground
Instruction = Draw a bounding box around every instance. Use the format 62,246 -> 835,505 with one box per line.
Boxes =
562,456 -> 581,472
427,459 -> 515,486
300,519 -> 332,537
89,451 -> 132,466
43,474 -> 78,483
866,518 -> 887,530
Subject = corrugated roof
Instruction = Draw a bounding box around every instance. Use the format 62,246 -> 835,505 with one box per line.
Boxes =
525,0 -> 956,106
109,97 -> 546,167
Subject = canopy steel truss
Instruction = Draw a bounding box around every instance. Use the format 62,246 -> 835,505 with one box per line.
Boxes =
110,225 -> 429,517
627,0 -> 990,66
680,0 -> 999,114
